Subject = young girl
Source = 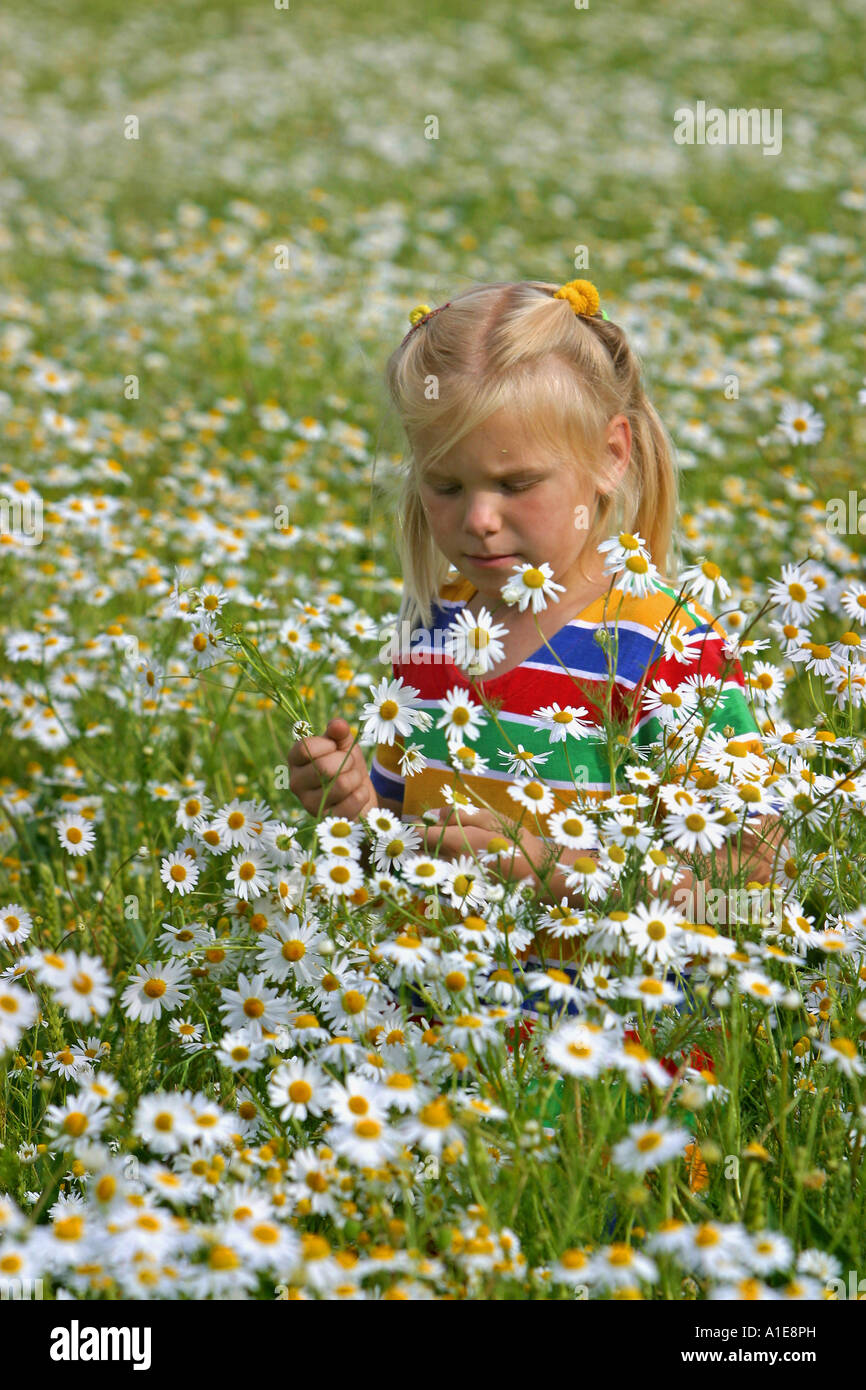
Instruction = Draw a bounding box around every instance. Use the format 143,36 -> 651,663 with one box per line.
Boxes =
288,278 -> 784,914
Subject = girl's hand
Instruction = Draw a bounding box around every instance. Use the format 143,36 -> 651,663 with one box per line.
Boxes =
418,807 -> 555,887
287,717 -> 376,821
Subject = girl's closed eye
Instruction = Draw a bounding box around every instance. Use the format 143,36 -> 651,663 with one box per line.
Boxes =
428,477 -> 542,495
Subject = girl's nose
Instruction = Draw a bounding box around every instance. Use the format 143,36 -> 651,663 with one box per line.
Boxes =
462,493 -> 502,536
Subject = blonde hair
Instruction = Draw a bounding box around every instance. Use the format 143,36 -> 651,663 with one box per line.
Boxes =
382,279 -> 681,632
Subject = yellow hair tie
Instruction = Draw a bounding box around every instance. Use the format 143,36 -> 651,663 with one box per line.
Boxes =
553,279 -> 604,318
408,304 -> 433,326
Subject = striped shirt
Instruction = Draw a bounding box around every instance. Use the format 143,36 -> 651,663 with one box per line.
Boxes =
371,573 -> 762,820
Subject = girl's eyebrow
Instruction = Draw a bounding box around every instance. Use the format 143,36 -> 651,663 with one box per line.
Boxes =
423,463 -> 549,480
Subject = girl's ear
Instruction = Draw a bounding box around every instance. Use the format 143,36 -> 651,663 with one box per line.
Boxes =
598,415 -> 631,495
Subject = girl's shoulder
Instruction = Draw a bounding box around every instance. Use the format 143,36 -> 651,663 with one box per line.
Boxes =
430,572 -> 476,628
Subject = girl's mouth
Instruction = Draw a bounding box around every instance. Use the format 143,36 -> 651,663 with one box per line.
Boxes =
463,553 -> 520,568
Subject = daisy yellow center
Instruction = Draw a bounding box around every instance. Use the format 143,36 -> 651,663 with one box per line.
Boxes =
289,1080 -> 313,1104
355,1119 -> 381,1139
209,1245 -> 240,1271
380,700 -> 399,720
567,1043 -> 592,1059
684,813 -> 706,831
625,555 -> 649,574
63,1111 -> 89,1137
701,562 -> 720,580
54,1217 -> 84,1241
143,979 -> 166,998
561,1249 -> 587,1270
451,707 -> 470,725
788,582 -> 807,601
348,1096 -> 368,1115
832,1038 -> 857,1059
419,1100 -> 452,1128
67,826 -> 83,844
227,812 -> 245,829
170,863 -> 189,881
343,990 -> 365,1014
282,940 -> 305,961
573,856 -> 597,875
470,628 -> 490,649
646,921 -> 667,941
72,972 -> 93,994
636,1131 -> 661,1152
330,866 -> 351,884
244,998 -> 265,1018
640,979 -> 664,996
522,567 -> 546,588
561,818 -> 584,836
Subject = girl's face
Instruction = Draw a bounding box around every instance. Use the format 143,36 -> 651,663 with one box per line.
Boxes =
418,406 -> 630,607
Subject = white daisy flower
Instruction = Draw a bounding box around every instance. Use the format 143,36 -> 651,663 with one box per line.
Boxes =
623,900 -> 687,966
314,856 -> 365,898
401,854 -> 450,888
359,676 -> 424,747
767,563 -> 824,625
500,561 -> 566,613
620,973 -> 684,1011
399,1098 -> 464,1157
219,972 -> 292,1039
256,914 -> 327,986
663,805 -> 731,855
497,743 -> 550,777
174,791 -> 213,831
216,1030 -> 269,1073
547,809 -> 600,851
777,400 -> 824,445
268,1058 -> 330,1121
814,1036 -> 866,1078
121,959 -> 191,1023
435,687 -> 487,747
737,970 -> 785,1005
51,953 -> 113,1022
226,850 -> 271,900
0,903 -> 33,946
532,702 -> 597,742
506,778 -> 555,816
0,982 -> 38,1049
159,850 -> 201,896
447,605 -> 509,675
440,857 -> 490,911
597,530 -> 651,571
613,551 -> 660,599
657,621 -> 704,666
546,1020 -> 614,1078
329,1116 -> 401,1169
612,1118 -> 691,1173
678,559 -> 732,608
55,813 -> 96,856
641,679 -> 700,728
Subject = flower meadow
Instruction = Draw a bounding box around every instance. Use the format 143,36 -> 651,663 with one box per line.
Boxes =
1,0 -> 866,1302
